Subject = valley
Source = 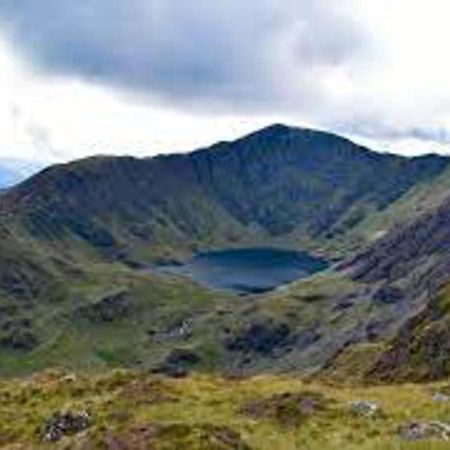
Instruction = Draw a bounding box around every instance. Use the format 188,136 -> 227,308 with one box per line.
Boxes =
0,125 -> 450,447
0,125 -> 449,380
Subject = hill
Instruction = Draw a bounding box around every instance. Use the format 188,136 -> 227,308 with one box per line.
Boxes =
0,125 -> 448,378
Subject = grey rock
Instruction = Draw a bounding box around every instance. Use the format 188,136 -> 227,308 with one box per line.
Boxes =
350,400 -> 381,418
432,392 -> 450,403
400,421 -> 450,441
43,410 -> 92,442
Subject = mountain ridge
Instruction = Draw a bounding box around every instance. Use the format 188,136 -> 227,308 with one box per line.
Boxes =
3,124 -> 447,261
0,124 -> 449,379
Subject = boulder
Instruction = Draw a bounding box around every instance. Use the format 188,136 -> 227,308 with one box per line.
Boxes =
400,421 -> 450,441
432,392 -> 450,403
350,400 -> 381,418
43,410 -> 92,442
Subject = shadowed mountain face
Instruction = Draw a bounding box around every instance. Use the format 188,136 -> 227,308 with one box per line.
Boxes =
1,125 -> 448,262
0,124 -> 449,378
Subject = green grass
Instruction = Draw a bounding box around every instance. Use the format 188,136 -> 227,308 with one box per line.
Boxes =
1,370 -> 450,448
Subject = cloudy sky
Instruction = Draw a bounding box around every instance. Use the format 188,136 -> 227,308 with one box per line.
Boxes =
1,0 -> 450,164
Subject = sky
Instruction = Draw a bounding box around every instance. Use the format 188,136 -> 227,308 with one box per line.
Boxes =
1,0 -> 450,164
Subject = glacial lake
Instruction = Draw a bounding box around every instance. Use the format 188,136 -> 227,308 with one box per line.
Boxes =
155,248 -> 329,295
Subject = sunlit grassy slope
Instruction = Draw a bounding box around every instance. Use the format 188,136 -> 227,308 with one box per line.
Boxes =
2,370 -> 450,449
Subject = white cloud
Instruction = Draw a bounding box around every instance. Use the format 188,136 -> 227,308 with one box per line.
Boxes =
1,0 -> 450,161
0,37 -> 291,162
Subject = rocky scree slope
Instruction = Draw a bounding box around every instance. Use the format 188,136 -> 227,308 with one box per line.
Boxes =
320,192 -> 450,382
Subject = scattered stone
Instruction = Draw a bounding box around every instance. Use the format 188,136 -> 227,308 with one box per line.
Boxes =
166,319 -> 193,339
399,421 -> 450,441
432,392 -> 450,402
350,400 -> 381,418
62,373 -> 77,383
43,410 -> 92,442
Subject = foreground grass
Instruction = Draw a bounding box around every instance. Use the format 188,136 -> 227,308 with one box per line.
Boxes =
1,370 -> 450,449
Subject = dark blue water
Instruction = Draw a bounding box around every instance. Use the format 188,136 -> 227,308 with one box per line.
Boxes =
156,248 -> 329,294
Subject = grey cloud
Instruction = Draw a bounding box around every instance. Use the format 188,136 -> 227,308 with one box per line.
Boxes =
0,0 -> 366,112
409,127 -> 450,144
339,121 -> 450,145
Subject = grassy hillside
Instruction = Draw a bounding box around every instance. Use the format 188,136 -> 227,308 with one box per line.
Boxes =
0,125 -> 448,381
0,249 -> 362,377
2,370 -> 450,449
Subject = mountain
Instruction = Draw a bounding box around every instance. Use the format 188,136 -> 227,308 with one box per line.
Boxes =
0,124 -> 449,377
1,125 -> 447,261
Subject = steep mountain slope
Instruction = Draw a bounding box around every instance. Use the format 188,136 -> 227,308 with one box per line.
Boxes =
190,125 -> 448,241
316,186 -> 450,383
1,125 -> 447,263
0,124 -> 448,377
313,163 -> 450,256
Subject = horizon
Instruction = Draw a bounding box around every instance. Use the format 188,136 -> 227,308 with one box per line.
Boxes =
6,122 -> 450,177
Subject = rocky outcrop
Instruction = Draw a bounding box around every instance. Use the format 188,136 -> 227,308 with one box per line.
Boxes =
43,410 -> 92,442
77,291 -> 131,323
350,401 -> 381,418
399,421 -> 450,441
156,348 -> 202,377
226,322 -> 295,356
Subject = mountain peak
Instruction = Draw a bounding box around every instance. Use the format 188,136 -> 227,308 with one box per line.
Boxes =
242,123 -> 298,142
260,123 -> 294,135
239,123 -> 357,149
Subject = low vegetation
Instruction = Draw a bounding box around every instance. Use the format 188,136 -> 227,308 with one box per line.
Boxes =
0,369 -> 450,449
